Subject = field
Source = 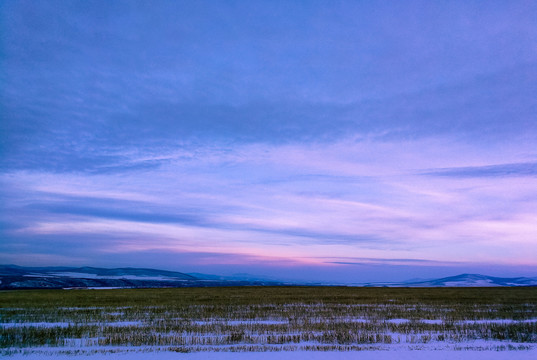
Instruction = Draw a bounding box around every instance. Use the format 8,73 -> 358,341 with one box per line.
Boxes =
1,286 -> 537,358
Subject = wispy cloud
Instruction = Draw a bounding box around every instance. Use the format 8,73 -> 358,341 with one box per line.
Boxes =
326,257 -> 460,266
422,161 -> 537,178
3,135 -> 536,272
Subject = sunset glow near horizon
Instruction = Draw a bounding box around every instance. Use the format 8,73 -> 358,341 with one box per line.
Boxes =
1,1 -> 537,283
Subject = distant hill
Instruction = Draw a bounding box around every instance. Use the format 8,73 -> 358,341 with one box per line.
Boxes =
0,265 -> 282,290
1,265 -> 535,289
402,273 -> 537,287
361,273 -> 537,287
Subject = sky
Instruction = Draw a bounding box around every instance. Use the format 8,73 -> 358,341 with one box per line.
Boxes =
1,0 -> 536,283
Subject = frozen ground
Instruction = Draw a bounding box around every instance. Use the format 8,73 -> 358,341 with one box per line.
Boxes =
3,339 -> 536,358
4,349 -> 537,360
2,287 -> 535,358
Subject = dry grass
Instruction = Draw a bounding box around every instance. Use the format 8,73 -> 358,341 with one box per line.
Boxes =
1,287 -> 536,352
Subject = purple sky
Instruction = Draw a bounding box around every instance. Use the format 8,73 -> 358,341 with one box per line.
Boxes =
1,0 -> 536,283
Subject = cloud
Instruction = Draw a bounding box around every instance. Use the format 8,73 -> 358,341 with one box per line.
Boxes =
423,161 -> 537,178
3,64 -> 537,174
26,202 -> 210,227
2,1 -> 537,175
13,189 -> 396,248
321,255 -> 468,266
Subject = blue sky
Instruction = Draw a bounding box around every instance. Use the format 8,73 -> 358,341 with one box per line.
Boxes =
1,0 -> 536,282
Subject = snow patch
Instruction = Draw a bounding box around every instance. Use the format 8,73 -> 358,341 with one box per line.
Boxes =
49,272 -> 187,281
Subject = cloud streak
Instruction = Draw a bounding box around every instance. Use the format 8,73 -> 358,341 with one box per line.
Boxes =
422,161 -> 537,178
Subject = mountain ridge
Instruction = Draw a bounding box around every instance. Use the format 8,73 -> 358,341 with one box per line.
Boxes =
360,273 -> 537,287
1,265 -> 536,289
402,273 -> 537,287
0,265 -> 284,289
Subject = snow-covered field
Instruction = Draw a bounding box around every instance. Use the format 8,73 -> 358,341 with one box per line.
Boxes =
2,287 -> 536,357
3,315 -> 535,357
4,348 -> 537,360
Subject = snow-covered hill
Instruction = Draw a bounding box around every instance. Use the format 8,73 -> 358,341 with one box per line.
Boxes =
0,265 -> 282,289
1,265 -> 535,289
401,273 -> 537,287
